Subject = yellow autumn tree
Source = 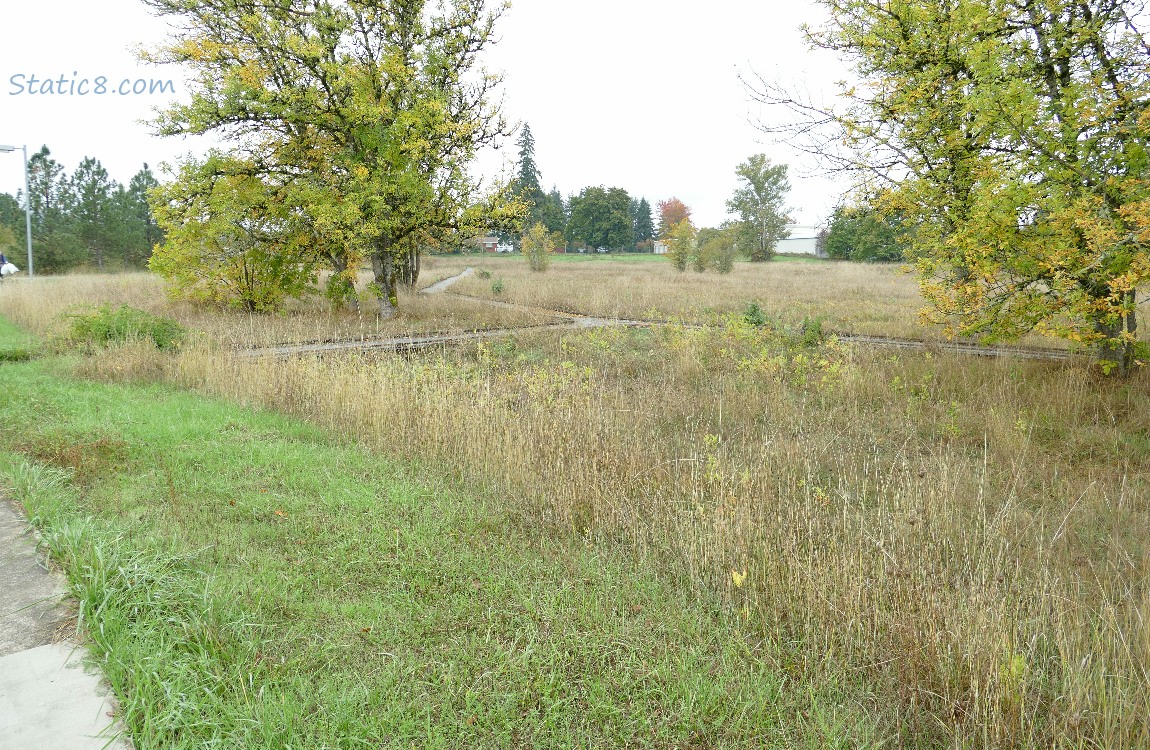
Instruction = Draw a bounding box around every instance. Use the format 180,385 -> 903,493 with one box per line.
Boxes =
142,0 -> 521,318
520,222 -> 556,272
149,157 -> 319,313
665,219 -> 697,273
752,0 -> 1150,372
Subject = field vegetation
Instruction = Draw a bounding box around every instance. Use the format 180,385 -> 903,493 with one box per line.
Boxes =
1,256 -> 1148,748
1,349 -> 838,747
433,254 -> 930,335
0,269 -> 552,348
435,255 -> 1150,349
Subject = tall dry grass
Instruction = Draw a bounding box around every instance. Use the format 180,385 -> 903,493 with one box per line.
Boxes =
3,267 -> 1148,747
445,255 -> 1150,348
447,257 -> 936,337
0,270 -> 551,347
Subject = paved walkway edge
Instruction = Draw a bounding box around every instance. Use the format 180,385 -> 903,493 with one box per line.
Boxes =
1,498 -> 132,750
0,642 -> 131,749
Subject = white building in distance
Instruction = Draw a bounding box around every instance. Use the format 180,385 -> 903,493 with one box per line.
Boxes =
775,225 -> 824,257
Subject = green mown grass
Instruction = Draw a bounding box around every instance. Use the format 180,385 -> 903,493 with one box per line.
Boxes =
0,325 -> 874,748
0,314 -> 36,360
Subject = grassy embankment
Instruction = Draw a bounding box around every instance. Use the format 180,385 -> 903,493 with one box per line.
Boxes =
1,258 -> 1148,748
0,314 -> 862,748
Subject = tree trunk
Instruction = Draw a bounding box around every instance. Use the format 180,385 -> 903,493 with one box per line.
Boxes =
399,245 -> 421,288
1093,293 -> 1137,375
371,241 -> 398,319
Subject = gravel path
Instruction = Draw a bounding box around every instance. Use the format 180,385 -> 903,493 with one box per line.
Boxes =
240,267 -> 1084,363
420,267 -> 475,293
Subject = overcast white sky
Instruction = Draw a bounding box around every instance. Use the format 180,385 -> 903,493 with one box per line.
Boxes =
0,0 -> 851,228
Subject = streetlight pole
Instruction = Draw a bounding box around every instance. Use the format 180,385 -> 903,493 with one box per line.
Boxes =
0,144 -> 33,278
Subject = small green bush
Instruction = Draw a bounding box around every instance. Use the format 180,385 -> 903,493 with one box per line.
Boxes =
64,305 -> 186,351
797,316 -> 827,347
743,301 -> 769,327
491,278 -> 505,295
0,346 -> 34,362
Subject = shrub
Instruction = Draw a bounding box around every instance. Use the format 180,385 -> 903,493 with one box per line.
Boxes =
520,223 -> 555,272
797,316 -> 826,347
323,272 -> 359,309
64,305 -> 186,351
665,220 -> 697,272
0,346 -> 34,362
743,301 -> 769,327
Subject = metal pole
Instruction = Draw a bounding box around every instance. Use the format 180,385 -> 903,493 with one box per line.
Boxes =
22,145 -> 32,278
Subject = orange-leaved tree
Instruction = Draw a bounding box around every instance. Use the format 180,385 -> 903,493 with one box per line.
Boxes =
656,198 -> 692,241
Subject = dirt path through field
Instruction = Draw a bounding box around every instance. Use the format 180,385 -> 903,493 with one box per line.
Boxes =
243,318 -> 654,357
239,268 -> 653,357
420,267 -> 475,293
240,267 -> 1083,362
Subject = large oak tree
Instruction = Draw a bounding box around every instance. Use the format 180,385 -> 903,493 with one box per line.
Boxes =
143,0 -> 517,317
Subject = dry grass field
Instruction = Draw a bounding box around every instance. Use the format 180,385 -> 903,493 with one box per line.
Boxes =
433,254 -> 933,338
433,254 -> 1150,350
1,257 -> 1147,748
0,269 -> 553,348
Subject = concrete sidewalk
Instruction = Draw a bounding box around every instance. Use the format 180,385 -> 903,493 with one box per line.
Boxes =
0,497 -> 132,750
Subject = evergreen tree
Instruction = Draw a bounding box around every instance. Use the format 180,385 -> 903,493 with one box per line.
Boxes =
0,224 -> 15,260
632,197 -> 654,249
26,146 -> 83,272
514,124 -> 544,207
536,186 -> 566,237
2,155 -> 164,273
0,193 -> 23,247
506,123 -> 556,247
123,163 -> 163,267
70,156 -> 118,270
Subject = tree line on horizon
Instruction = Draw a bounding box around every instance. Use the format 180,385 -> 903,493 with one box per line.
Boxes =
0,135 -> 908,278
507,122 -> 911,268
498,123 -> 654,254
506,123 -> 797,268
0,147 -> 162,274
